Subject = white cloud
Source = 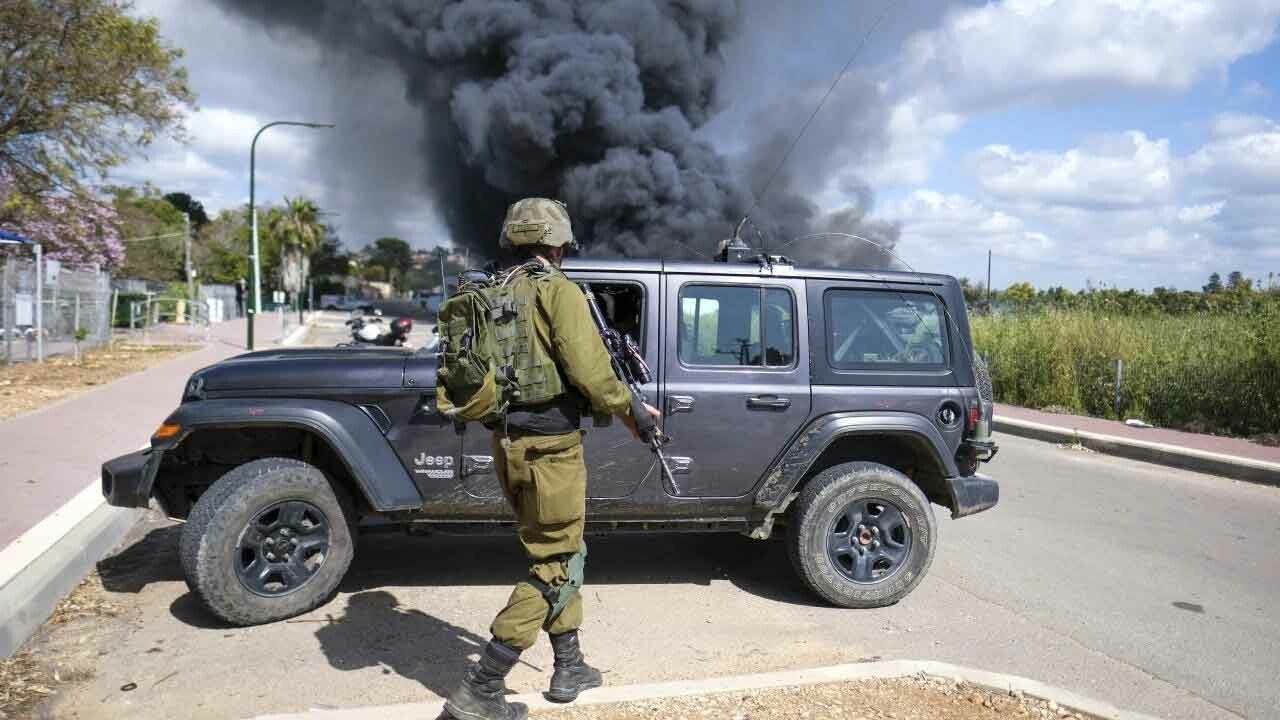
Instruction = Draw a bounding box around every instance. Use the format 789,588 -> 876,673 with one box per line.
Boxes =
863,97 -> 962,187
898,0 -> 1280,109
1185,114 -> 1280,195
975,132 -> 1174,209
186,108 -> 310,160
1177,202 -> 1225,224
863,1 -> 1280,188
888,114 -> 1280,289
887,190 -> 1056,263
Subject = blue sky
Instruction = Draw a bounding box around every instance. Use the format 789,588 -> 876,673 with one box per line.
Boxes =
117,1 -> 1280,292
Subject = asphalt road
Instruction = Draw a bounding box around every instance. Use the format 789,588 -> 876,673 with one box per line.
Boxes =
35,432 -> 1278,720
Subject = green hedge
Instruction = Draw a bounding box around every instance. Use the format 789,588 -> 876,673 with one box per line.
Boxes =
971,305 -> 1280,438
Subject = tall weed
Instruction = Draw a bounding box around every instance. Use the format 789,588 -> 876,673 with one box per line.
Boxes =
972,304 -> 1280,437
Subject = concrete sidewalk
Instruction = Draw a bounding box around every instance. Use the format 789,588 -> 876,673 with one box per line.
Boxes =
995,403 -> 1280,484
0,318 -> 246,549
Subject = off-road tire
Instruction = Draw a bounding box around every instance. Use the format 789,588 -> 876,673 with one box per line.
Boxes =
788,461 -> 936,608
179,457 -> 355,625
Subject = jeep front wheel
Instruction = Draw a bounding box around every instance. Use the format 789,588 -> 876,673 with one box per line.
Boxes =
179,458 -> 355,625
788,461 -> 936,608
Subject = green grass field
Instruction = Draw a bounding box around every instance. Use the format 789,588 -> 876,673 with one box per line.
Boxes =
970,305 -> 1280,439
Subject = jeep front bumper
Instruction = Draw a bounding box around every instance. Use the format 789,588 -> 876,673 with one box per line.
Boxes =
101,448 -> 161,509
946,472 -> 999,518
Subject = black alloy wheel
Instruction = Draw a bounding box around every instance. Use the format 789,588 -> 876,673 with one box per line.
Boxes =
235,500 -> 331,597
180,457 -> 355,626
826,497 -> 912,584
788,461 -> 937,608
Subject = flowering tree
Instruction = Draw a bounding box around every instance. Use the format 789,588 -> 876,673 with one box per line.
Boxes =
0,0 -> 193,269
0,170 -> 124,267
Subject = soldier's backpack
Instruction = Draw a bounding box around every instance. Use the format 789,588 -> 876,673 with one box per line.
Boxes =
434,262 -> 568,426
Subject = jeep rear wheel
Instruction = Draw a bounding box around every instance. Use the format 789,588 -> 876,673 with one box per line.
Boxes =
179,458 -> 355,625
788,461 -> 936,608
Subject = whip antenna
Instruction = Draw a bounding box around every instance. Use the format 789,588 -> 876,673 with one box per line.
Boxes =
744,1 -> 898,225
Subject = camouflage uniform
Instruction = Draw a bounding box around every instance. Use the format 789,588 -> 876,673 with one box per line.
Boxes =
488,269 -> 631,649
444,198 -> 634,720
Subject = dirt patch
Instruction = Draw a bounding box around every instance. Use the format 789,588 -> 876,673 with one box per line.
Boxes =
0,573 -> 122,719
0,343 -> 192,420
534,677 -> 1097,720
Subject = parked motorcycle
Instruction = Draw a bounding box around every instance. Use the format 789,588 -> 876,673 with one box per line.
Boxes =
341,314 -> 413,347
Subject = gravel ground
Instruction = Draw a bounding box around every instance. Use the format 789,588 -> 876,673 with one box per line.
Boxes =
534,677 -> 1095,720
0,343 -> 191,420
0,574 -> 121,719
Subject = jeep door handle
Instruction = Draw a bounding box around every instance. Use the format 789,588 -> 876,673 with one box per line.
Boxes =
747,395 -> 791,411
667,395 -> 695,415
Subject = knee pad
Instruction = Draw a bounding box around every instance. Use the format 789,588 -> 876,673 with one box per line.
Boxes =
530,542 -> 587,622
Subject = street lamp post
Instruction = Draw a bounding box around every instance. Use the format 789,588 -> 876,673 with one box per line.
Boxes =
247,120 -> 334,350
437,247 -> 449,302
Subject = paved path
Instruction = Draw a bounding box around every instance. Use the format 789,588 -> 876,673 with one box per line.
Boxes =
0,319 -> 251,549
39,434 -> 1280,720
996,404 -> 1280,464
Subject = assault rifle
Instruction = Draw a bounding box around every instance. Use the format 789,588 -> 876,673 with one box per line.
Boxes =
579,284 -> 680,495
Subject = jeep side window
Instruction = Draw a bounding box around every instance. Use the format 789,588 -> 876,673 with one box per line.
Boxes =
591,282 -> 646,353
678,285 -> 794,367
826,290 -> 947,369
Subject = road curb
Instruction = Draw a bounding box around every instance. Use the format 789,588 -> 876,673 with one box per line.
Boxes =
994,416 -> 1280,487
249,659 -> 1163,720
280,315 -> 315,347
0,479 -> 141,657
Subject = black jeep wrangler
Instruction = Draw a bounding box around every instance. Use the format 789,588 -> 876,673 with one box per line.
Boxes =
102,257 -> 998,626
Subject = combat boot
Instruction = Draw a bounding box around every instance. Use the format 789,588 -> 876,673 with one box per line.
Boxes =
444,640 -> 528,720
545,630 -> 603,703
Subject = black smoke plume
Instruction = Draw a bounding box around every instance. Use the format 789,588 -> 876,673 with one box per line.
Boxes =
215,0 -> 900,267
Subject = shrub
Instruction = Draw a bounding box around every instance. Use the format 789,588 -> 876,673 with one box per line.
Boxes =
972,302 -> 1280,438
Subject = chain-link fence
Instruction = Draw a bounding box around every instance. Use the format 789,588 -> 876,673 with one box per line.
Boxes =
1,256 -> 112,363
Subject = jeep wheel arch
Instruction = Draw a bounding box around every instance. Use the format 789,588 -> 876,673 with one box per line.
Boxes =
756,412 -> 959,515
150,399 -> 422,518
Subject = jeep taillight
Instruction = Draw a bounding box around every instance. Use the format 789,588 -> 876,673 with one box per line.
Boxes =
967,399 -> 980,429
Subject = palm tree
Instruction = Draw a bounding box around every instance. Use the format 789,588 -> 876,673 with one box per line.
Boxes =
265,196 -> 324,297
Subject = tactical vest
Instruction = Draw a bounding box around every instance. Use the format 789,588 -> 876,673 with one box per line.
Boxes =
435,264 -> 567,425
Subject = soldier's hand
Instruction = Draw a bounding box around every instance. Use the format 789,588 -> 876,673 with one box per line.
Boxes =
622,403 -> 663,440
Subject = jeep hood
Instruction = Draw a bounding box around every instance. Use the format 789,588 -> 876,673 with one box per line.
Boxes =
195,348 -> 435,391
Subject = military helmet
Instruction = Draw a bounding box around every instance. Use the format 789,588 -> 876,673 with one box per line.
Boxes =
500,197 -> 575,248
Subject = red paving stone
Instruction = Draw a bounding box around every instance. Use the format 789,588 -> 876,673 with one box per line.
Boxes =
996,403 -> 1280,465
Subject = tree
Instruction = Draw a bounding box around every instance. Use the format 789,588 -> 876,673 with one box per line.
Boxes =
0,0 -> 194,196
264,197 -> 324,295
1203,272 -> 1223,294
1,168 -> 123,266
113,185 -> 185,281
309,235 -> 351,295
1003,281 -> 1036,305
367,236 -> 413,291
164,192 -> 208,228
1226,271 -> 1252,293
199,207 -> 250,284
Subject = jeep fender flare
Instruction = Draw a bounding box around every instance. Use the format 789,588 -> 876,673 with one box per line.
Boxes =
154,398 -> 423,511
755,411 -> 959,511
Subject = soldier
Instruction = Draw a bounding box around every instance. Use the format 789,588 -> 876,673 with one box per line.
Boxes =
444,198 -> 661,720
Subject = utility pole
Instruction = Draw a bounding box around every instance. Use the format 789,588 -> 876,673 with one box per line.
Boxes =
184,212 -> 194,310
986,249 -> 992,307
